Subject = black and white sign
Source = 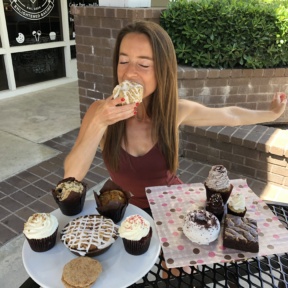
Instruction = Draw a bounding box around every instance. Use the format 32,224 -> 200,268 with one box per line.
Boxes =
10,0 -> 55,20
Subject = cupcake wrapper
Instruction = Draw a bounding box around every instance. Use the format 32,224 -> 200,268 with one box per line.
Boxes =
206,208 -> 224,222
205,183 -> 233,204
94,179 -> 132,223
227,206 -> 247,217
26,227 -> 58,252
96,205 -> 127,224
122,227 -> 152,256
52,178 -> 87,216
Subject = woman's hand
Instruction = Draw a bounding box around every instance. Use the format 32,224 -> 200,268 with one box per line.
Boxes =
270,92 -> 287,117
63,95 -> 137,180
91,95 -> 137,128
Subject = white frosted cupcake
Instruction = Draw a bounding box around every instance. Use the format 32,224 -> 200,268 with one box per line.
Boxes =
204,165 -> 233,204
227,193 -> 247,217
119,214 -> 152,255
23,213 -> 58,252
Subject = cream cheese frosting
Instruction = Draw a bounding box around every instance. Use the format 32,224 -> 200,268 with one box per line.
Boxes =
205,165 -> 230,191
112,80 -> 143,105
23,213 -> 58,239
228,193 -> 245,211
183,210 -> 220,245
119,214 -> 150,241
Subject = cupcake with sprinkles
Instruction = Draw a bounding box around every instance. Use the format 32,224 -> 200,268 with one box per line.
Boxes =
119,214 -> 152,255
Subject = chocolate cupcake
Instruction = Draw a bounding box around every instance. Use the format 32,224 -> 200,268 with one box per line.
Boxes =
119,214 -> 152,255
204,165 -> 233,204
23,213 -> 58,252
227,193 -> 247,217
94,179 -> 131,223
206,193 -> 225,222
52,177 -> 87,216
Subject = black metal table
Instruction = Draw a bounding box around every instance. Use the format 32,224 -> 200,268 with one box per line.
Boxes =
20,204 -> 288,288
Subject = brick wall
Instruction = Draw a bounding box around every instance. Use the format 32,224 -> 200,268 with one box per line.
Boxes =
180,125 -> 288,188
71,6 -> 288,189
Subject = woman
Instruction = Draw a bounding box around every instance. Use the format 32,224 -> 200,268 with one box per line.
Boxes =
64,21 -> 287,212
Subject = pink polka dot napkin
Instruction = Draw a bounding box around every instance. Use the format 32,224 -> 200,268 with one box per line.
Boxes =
145,179 -> 288,269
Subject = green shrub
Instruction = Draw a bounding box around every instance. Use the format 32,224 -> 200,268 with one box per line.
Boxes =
160,0 -> 288,68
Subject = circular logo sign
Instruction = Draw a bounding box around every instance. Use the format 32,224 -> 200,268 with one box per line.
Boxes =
10,0 -> 55,20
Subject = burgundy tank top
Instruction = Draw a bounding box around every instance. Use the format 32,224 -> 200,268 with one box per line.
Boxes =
103,144 -> 182,209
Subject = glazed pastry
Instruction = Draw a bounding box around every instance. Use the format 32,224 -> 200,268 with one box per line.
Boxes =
112,80 -> 143,105
61,214 -> 119,256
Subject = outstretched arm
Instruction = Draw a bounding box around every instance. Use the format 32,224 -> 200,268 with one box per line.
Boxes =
64,96 -> 136,181
178,92 -> 287,127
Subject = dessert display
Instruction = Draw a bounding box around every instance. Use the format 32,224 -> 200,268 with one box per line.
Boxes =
183,209 -> 220,245
52,177 -> 87,216
227,193 -> 247,217
94,179 -> 131,223
23,213 -> 58,252
119,214 -> 152,255
223,214 -> 259,253
61,256 -> 102,288
206,193 -> 225,222
112,80 -> 143,105
204,165 -> 233,204
61,214 -> 119,257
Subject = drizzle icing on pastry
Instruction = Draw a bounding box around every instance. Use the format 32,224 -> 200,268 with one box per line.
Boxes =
61,215 -> 119,256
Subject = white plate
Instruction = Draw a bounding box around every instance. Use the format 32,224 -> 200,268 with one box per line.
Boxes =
22,200 -> 161,288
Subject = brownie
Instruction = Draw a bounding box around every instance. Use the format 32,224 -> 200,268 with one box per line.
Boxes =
223,214 -> 259,253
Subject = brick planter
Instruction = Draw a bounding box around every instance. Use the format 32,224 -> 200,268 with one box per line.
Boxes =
71,6 -> 288,190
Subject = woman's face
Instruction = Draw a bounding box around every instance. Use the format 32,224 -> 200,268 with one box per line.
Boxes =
117,32 -> 157,98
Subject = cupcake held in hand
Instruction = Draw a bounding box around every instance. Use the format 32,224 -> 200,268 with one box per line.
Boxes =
204,165 -> 233,204
23,213 -> 58,252
52,177 -> 87,216
227,193 -> 247,217
119,214 -> 152,255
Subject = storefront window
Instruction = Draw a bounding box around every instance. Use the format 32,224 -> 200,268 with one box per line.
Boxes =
68,1 -> 99,40
4,0 -> 63,47
0,55 -> 9,91
71,45 -> 76,59
12,47 -> 65,87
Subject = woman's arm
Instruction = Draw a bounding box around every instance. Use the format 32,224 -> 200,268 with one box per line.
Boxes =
64,96 -> 136,181
178,92 -> 287,127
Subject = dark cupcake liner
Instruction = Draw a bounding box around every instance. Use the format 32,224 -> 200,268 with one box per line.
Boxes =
206,207 -> 224,222
52,177 -> 87,216
94,179 -> 132,223
26,227 -> 58,252
204,183 -> 233,205
122,227 -> 152,256
227,205 -> 247,217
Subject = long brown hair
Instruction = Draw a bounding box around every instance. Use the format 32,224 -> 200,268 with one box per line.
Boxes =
102,21 -> 179,173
